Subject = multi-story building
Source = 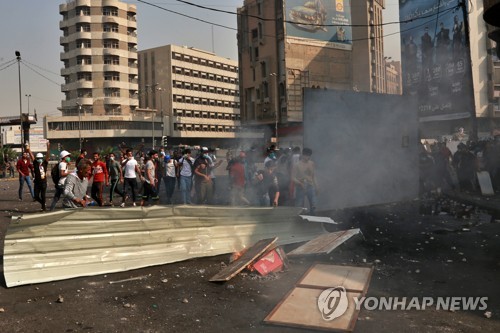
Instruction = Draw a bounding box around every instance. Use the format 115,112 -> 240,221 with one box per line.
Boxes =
237,0 -> 384,145
385,60 -> 402,95
484,0 -> 500,129
45,0 -> 162,151
138,45 -> 259,147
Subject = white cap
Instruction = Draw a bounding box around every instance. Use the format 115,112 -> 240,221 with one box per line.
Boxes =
60,150 -> 71,159
201,147 -> 208,151
36,153 -> 44,158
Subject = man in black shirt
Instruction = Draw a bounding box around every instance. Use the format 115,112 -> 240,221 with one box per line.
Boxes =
27,141 -> 50,211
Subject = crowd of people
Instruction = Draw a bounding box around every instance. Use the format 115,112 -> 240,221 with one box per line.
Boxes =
419,137 -> 500,194
13,143 -> 319,215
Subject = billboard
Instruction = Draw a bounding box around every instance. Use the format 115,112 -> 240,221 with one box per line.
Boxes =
399,0 -> 474,122
285,0 -> 352,50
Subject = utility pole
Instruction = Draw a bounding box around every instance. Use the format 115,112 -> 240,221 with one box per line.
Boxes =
15,51 -> 24,150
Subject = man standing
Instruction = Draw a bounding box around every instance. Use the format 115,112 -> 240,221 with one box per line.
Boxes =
140,150 -> 159,206
16,148 -> 35,201
292,148 -> 317,215
49,150 -> 71,211
178,149 -> 195,204
27,141 -> 50,211
229,151 -> 250,206
254,160 -> 280,207
122,149 -> 143,207
163,153 -> 178,204
108,152 -> 125,206
62,159 -> 92,209
90,152 -> 109,206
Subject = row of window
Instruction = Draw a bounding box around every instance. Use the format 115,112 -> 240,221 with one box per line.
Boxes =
174,123 -> 238,133
62,6 -> 136,21
173,80 -> 239,97
172,66 -> 239,85
69,39 -> 136,50
172,52 -> 237,73
67,73 -> 136,84
173,95 -> 240,109
173,109 -> 240,121
49,120 -> 151,132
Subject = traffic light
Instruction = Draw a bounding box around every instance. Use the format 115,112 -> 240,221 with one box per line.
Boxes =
162,136 -> 168,147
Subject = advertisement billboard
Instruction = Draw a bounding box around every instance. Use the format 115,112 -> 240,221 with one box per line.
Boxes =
285,0 -> 352,50
399,0 -> 474,122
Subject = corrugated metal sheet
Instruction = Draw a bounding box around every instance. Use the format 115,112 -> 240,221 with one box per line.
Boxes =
3,205 -> 326,287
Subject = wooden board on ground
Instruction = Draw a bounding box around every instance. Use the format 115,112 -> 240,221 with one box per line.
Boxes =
287,229 -> 361,257
477,171 -> 495,196
209,237 -> 277,282
297,264 -> 373,293
299,215 -> 337,224
264,264 -> 373,332
264,287 -> 362,332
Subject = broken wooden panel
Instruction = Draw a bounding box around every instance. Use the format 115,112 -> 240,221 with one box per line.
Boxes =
477,171 -> 494,196
209,238 -> 277,282
3,206 -> 326,287
299,215 -> 337,224
287,229 -> 361,257
265,264 -> 373,332
264,288 -> 362,332
297,264 -> 373,293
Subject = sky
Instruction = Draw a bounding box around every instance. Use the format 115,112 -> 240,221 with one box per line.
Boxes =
0,0 -> 401,122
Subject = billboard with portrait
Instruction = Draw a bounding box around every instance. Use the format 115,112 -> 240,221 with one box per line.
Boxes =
285,0 -> 352,50
399,0 -> 474,122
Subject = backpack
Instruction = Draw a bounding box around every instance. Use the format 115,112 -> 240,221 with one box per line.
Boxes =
51,162 -> 61,185
181,157 -> 195,174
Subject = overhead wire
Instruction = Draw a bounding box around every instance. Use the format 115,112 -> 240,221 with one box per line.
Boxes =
0,59 -> 17,72
21,58 -> 61,77
138,0 -> 459,44
20,60 -> 62,87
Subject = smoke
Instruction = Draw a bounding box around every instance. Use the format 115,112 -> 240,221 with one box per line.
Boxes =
303,89 -> 419,211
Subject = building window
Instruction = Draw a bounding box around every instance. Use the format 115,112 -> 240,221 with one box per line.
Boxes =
77,72 -> 92,81
104,55 -> 120,65
103,7 -> 118,16
76,6 -> 90,16
104,72 -> 120,81
77,39 -> 91,48
77,56 -> 92,65
77,23 -> 90,32
103,23 -> 119,32
252,28 -> 258,40
105,88 -> 120,97
104,39 -> 119,49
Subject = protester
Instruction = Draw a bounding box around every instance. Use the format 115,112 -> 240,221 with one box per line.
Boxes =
90,152 -> 109,206
8,160 -> 15,178
178,149 -> 195,204
62,159 -> 92,209
49,150 -> 72,211
228,151 -> 250,206
292,148 -> 317,215
16,148 -> 35,201
27,141 -> 50,211
108,152 -> 126,206
163,153 -> 178,204
254,160 -> 280,207
121,149 -> 143,207
140,150 -> 159,206
76,149 -> 87,166
194,159 -> 213,204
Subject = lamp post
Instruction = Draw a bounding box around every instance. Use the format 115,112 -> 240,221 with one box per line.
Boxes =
15,51 -> 24,150
269,73 -> 279,148
156,87 -> 164,137
146,83 -> 159,149
76,102 -> 82,151
25,94 -> 31,116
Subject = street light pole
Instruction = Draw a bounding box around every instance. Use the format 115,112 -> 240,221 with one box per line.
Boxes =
270,73 -> 279,148
157,87 -> 164,138
15,51 -> 24,150
25,94 -> 31,116
77,102 -> 82,151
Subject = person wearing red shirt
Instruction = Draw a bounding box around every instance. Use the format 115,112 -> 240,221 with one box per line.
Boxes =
228,151 -> 250,206
16,150 -> 35,201
90,152 -> 109,206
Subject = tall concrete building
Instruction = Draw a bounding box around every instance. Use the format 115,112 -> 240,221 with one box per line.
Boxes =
237,0 -> 385,145
138,45 -> 259,147
385,60 -> 402,95
45,0 -> 161,151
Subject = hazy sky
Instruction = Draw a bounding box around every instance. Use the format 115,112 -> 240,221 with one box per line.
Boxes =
0,0 -> 401,121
